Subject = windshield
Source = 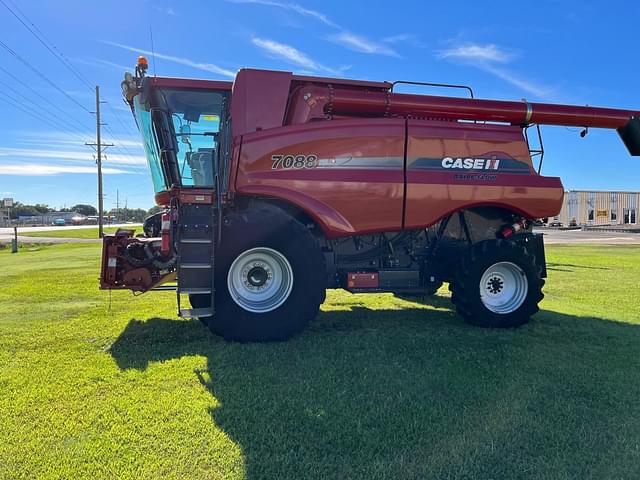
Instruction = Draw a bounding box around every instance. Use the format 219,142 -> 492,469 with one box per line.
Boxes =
133,96 -> 167,193
133,86 -> 227,192
158,88 -> 224,188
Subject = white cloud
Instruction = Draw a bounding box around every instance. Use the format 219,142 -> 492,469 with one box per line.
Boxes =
0,146 -> 146,166
437,43 -> 552,99
227,0 -> 401,59
75,57 -> 133,72
329,32 -> 399,57
438,44 -> 514,63
226,0 -> 338,27
0,164 -> 131,175
103,41 -> 236,78
251,38 -> 345,75
382,34 -> 416,44
481,64 -> 552,99
155,6 -> 176,15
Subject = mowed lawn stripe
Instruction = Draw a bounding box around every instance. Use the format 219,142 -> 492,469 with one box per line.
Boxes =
1,243 -> 639,479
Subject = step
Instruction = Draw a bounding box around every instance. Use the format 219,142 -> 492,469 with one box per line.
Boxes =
180,262 -> 212,269
179,308 -> 214,318
151,285 -> 177,291
178,287 -> 212,295
180,238 -> 212,244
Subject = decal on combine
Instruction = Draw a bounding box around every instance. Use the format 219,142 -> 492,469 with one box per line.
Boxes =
271,154 -> 318,169
271,155 -> 404,169
410,156 -> 531,174
442,157 -> 500,170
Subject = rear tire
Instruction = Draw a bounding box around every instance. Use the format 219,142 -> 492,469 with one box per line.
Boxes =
203,208 -> 325,342
449,239 -> 544,328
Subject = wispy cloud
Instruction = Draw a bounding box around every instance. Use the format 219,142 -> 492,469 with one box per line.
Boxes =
252,38 -> 346,75
227,0 -> 405,59
0,129 -> 147,178
0,164 -> 130,175
0,146 -> 146,166
226,0 -> 338,27
329,32 -> 399,57
437,44 -> 514,64
437,43 -> 553,98
382,33 -> 420,45
155,6 -> 176,15
75,57 -> 132,72
103,41 -> 236,78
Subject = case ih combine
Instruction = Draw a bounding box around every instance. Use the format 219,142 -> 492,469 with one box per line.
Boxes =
101,56 -> 640,341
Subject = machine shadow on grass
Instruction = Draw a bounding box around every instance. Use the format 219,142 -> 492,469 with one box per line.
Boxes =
109,304 -> 640,478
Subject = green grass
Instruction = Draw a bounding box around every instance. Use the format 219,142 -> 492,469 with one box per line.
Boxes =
22,225 -> 142,239
1,243 -> 640,479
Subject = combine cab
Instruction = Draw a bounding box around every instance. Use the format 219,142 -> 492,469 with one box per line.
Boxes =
101,56 -> 640,341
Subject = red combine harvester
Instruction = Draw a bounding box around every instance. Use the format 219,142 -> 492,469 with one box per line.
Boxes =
101,56 -> 640,341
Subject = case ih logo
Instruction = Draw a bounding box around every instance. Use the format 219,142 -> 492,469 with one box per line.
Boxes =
442,157 -> 500,170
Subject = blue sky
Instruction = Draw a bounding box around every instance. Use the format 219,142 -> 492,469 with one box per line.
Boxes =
0,0 -> 638,210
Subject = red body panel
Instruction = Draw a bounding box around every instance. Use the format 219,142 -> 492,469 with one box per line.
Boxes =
235,118 -> 406,237
405,120 -> 563,228
235,115 -> 564,237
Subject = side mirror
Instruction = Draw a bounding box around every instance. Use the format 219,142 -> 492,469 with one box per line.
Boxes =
179,124 -> 191,143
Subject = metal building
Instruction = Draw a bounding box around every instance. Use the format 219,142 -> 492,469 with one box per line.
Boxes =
556,190 -> 638,226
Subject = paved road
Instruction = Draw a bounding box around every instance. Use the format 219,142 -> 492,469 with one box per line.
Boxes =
535,228 -> 640,245
0,224 -> 141,245
2,225 -> 638,245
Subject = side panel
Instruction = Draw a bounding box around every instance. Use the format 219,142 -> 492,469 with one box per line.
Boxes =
235,118 -> 405,237
230,69 -> 292,137
405,120 -> 564,228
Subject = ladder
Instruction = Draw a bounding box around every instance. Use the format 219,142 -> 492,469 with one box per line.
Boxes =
175,202 -> 216,319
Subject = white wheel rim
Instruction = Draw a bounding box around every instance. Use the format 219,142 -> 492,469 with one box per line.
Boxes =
479,261 -> 528,314
227,247 -> 294,313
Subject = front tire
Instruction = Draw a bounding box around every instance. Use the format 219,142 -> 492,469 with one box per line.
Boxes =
203,208 -> 325,342
449,239 -> 544,328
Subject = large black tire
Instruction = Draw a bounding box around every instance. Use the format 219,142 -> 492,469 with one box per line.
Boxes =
449,239 -> 544,328
199,208 -> 325,342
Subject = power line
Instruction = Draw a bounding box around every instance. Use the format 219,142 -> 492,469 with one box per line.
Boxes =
0,10 -> 147,175
0,65 -> 91,133
0,90 -> 90,144
0,5 -> 143,170
0,38 -> 92,114
0,77 -> 92,141
105,100 -> 137,137
1,0 -> 94,91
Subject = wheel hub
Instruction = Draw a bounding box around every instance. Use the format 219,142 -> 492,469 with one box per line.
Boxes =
246,265 -> 269,288
486,276 -> 504,294
228,247 -> 294,313
479,261 -> 528,314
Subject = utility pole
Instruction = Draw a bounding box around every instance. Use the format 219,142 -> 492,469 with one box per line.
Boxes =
85,86 -> 112,238
116,189 -> 119,222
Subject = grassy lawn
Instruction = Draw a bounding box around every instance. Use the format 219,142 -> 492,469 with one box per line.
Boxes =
1,243 -> 639,479
22,226 -> 142,239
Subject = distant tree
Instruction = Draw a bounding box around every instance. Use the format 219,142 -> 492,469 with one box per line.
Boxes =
147,205 -> 163,216
33,204 -> 51,214
125,208 -> 148,222
9,202 -> 52,219
71,204 -> 98,216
